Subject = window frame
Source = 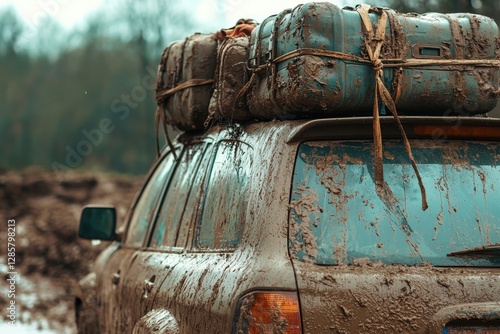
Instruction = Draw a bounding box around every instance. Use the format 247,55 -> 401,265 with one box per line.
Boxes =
121,146 -> 180,249
145,141 -> 210,252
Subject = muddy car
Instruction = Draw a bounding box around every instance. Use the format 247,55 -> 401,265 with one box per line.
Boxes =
74,116 -> 500,333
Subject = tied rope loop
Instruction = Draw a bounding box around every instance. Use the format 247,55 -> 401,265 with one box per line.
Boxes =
356,4 -> 428,211
373,58 -> 383,76
233,63 -> 268,104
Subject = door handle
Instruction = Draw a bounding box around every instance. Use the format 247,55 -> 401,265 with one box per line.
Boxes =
112,272 -> 120,285
145,280 -> 154,292
141,275 -> 156,301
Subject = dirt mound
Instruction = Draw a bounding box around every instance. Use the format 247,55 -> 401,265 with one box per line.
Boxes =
0,167 -> 141,332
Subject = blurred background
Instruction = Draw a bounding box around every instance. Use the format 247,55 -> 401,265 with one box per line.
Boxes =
1,0 -> 499,176
0,0 -> 499,333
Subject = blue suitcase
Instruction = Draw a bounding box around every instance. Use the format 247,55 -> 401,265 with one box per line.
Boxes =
247,2 -> 500,119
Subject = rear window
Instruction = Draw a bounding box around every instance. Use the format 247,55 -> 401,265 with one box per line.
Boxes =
289,140 -> 500,266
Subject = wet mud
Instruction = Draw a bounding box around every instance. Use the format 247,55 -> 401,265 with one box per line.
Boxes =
294,262 -> 500,333
0,168 -> 141,332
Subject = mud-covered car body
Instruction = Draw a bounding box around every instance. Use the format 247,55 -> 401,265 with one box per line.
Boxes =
75,116 -> 500,333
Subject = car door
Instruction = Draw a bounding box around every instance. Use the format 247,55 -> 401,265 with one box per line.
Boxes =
97,150 -> 176,333
118,141 -> 209,333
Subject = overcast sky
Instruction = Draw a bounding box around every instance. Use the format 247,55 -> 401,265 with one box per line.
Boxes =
0,0 -> 104,29
0,0 -> 364,30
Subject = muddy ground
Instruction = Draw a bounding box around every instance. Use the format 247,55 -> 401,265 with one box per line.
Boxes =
0,168 -> 142,333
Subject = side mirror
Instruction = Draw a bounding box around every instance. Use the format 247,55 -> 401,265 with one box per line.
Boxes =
78,205 -> 117,241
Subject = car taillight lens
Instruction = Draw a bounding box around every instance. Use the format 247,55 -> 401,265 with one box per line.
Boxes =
232,291 -> 302,334
443,326 -> 500,333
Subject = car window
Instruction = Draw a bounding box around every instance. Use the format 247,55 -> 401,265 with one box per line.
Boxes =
150,144 -> 205,249
124,152 -> 176,247
196,141 -> 253,250
176,144 -> 213,248
289,140 -> 500,267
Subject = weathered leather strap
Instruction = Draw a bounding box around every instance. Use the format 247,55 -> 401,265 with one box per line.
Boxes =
156,79 -> 215,101
356,4 -> 428,211
272,48 -> 500,68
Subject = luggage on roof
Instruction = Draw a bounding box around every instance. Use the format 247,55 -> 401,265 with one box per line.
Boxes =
208,36 -> 254,123
156,21 -> 257,132
246,2 -> 500,120
156,33 -> 217,132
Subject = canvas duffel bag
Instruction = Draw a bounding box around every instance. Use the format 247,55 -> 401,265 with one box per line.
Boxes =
156,20 -> 257,133
156,33 -> 217,132
208,36 -> 254,123
247,2 -> 500,119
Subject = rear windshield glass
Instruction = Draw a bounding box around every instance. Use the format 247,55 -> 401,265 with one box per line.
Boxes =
289,140 -> 500,267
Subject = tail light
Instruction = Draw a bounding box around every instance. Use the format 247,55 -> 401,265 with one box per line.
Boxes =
232,291 -> 302,334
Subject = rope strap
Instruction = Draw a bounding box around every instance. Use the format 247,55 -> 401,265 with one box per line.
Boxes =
154,105 -> 177,160
156,79 -> 214,101
273,48 -> 500,68
356,4 -> 428,211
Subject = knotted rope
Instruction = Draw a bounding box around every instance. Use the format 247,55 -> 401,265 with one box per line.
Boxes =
356,4 -> 428,211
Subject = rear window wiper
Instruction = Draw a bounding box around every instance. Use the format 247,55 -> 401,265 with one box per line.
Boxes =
447,243 -> 500,259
